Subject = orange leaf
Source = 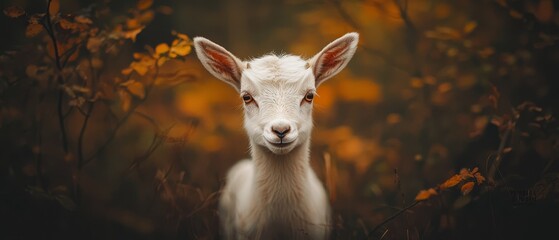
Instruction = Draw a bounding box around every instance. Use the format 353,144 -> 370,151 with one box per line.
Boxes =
49,0 -> 60,16
4,6 -> 25,18
463,21 -> 477,34
118,89 -> 132,112
26,23 -> 43,38
461,182 -> 475,195
122,27 -> 144,42
74,15 -> 92,24
440,174 -> 462,189
155,43 -> 170,55
137,0 -> 154,10
87,37 -> 102,53
171,42 -> 191,57
415,188 -> 438,201
121,80 -> 145,99
59,18 -> 78,30
474,172 -> 486,185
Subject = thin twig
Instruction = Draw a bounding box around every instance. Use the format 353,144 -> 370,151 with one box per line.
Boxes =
43,0 -> 69,154
488,121 -> 513,183
368,201 -> 420,238
83,65 -> 160,167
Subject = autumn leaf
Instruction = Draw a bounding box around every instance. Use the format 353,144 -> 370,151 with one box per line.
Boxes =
121,68 -> 133,75
121,80 -> 146,99
171,42 -> 191,57
123,27 -> 144,42
49,0 -> 60,16
474,172 -> 486,185
440,174 -> 462,189
87,37 -> 102,53
26,23 -> 43,38
415,188 -> 438,201
157,5 -> 173,15
74,15 -> 92,24
461,182 -> 475,195
118,89 -> 132,112
155,43 -> 170,55
59,18 -> 78,30
4,6 -> 25,18
137,0 -> 154,11
463,21 -> 477,34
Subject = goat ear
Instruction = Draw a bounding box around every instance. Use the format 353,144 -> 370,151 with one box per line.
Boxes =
193,37 -> 244,91
309,32 -> 359,86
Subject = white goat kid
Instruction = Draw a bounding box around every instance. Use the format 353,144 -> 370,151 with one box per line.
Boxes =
193,32 -> 359,239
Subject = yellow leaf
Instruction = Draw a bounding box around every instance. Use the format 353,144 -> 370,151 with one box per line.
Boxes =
26,23 -> 43,38
137,0 -> 154,10
130,61 -> 150,76
121,80 -> 146,99
171,42 -> 191,57
49,0 -> 60,16
175,32 -> 189,41
461,182 -> 475,195
155,43 -> 170,55
463,21 -> 477,34
3,6 -> 25,18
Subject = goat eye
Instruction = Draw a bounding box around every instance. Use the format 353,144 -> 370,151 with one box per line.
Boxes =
304,92 -> 314,102
242,94 -> 253,104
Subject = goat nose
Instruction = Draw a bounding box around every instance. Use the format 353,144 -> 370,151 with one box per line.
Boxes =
271,124 -> 290,139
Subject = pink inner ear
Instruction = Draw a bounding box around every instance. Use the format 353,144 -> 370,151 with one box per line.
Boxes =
200,42 -> 239,82
316,40 -> 350,80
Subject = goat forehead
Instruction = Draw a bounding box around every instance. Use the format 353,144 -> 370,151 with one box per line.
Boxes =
242,54 -> 313,88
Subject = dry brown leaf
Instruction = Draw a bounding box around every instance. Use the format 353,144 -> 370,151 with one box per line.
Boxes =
74,15 -> 92,24
87,37 -> 102,53
59,18 -> 78,30
474,172 -> 486,185
463,21 -> 477,34
4,6 -> 25,18
118,89 -> 132,112
49,0 -> 60,16
461,182 -> 475,195
137,0 -> 154,10
26,23 -> 43,38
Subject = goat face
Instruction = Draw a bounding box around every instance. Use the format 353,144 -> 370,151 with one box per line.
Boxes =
240,55 -> 316,155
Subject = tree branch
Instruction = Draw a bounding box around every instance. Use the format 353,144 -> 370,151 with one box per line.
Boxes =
43,0 -> 69,154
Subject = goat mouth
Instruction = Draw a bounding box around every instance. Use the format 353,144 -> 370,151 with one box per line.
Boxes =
267,140 -> 294,148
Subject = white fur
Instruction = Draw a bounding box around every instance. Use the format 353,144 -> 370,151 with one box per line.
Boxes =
193,32 -> 359,240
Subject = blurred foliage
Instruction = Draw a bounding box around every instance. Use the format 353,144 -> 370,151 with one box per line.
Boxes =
1,0 -> 559,239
